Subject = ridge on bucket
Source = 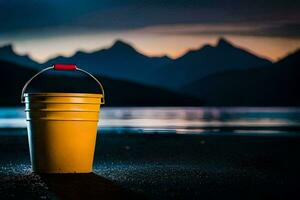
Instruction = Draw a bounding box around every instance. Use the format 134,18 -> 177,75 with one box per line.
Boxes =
21,64 -> 105,173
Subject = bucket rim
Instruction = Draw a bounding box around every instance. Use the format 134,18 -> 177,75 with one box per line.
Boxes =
24,92 -> 103,98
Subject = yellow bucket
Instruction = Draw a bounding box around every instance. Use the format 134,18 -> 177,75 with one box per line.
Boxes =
21,64 -> 105,173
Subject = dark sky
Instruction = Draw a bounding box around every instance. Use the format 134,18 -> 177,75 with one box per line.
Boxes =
1,0 -> 299,36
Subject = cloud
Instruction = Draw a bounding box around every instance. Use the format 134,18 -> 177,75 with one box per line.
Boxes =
136,23 -> 300,38
133,23 -> 300,38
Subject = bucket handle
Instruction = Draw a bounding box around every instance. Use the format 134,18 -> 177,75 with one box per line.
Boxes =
21,64 -> 105,104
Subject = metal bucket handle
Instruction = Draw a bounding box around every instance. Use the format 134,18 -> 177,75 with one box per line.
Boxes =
21,64 -> 105,104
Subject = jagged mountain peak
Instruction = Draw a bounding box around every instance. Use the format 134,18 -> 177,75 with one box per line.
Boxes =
216,38 -> 234,48
0,43 -> 39,67
111,40 -> 135,50
0,44 -> 14,54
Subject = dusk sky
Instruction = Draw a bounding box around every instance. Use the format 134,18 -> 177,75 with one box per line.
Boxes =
1,0 -> 299,62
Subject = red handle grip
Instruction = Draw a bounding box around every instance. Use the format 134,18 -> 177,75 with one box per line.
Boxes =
54,64 -> 76,71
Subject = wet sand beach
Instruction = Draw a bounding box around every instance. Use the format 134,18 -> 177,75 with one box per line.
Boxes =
0,129 -> 299,200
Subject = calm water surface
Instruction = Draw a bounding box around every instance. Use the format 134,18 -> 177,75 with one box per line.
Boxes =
0,107 -> 299,135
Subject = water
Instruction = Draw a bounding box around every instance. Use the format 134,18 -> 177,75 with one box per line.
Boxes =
0,107 -> 299,135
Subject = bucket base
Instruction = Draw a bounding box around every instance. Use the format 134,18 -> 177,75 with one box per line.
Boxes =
28,120 -> 98,174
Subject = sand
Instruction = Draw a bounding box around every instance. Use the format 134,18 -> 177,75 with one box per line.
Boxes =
0,129 -> 299,199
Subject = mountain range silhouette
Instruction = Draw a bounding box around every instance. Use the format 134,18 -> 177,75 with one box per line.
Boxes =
183,49 -> 300,106
0,38 -> 299,106
152,38 -> 272,89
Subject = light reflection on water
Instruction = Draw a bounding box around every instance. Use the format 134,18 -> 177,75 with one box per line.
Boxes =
0,107 -> 299,135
